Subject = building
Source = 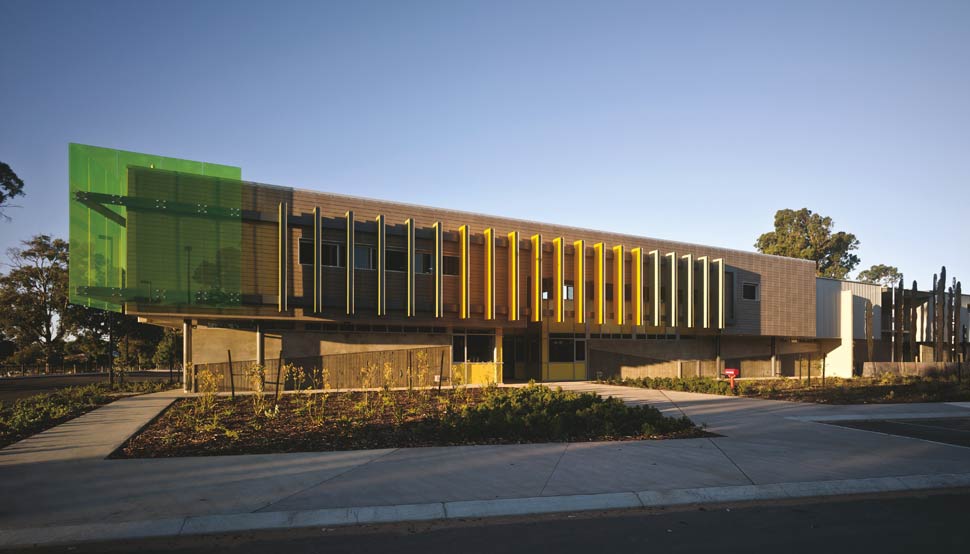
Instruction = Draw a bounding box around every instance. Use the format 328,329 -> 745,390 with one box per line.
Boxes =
67,144 -> 965,389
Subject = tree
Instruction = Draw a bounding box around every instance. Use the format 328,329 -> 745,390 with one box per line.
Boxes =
0,161 -> 26,220
755,208 -> 860,278
857,264 -> 902,287
152,328 -> 182,370
0,235 -> 71,369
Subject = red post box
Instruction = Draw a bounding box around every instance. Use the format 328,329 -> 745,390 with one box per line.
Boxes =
724,368 -> 740,390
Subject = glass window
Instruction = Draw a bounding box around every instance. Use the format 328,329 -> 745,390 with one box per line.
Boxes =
466,334 -> 494,362
575,339 -> 586,361
386,249 -> 407,272
355,245 -> 375,270
452,335 -> 465,362
415,252 -> 434,274
726,271 -> 736,320
742,282 -> 759,301
323,243 -> 344,267
443,255 -> 459,276
605,284 -> 614,301
549,338 -> 574,362
624,284 -> 631,301
564,281 -> 574,301
298,239 -> 313,266
586,280 -> 595,300
541,278 -> 552,300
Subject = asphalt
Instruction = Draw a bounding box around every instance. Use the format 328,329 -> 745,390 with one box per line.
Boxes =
24,489 -> 970,553
2,382 -> 970,549
0,371 -> 178,403
825,417 -> 970,447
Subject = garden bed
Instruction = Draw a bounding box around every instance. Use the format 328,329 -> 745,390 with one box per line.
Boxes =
0,381 -> 177,448
601,375 -> 970,404
114,383 -> 708,458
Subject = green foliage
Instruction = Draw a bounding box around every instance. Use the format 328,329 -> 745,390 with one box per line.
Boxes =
428,383 -> 695,443
856,264 -> 902,286
754,208 -> 860,278
0,161 -> 25,219
604,374 -> 970,405
0,235 -> 71,367
0,381 -> 172,447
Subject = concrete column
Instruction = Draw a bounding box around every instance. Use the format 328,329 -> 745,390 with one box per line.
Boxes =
771,355 -> 777,377
696,359 -> 701,377
182,319 -> 192,392
677,360 -> 683,379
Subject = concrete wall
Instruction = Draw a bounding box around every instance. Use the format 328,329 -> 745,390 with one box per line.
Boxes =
190,326 -> 450,366
822,289 -> 854,378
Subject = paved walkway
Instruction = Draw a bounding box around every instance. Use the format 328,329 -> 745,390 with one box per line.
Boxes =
2,382 -> 970,546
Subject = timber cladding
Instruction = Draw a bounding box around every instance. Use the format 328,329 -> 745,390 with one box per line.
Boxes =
181,181 -> 818,338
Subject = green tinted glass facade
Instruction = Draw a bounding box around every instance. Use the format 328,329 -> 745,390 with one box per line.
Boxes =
68,144 -> 242,312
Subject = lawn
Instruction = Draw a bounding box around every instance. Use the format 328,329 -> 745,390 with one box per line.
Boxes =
114,381 -> 707,458
601,374 -> 970,404
0,380 -> 177,448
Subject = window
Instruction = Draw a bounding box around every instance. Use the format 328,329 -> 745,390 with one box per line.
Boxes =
386,249 -> 407,272
624,284 -> 631,301
443,255 -> 459,276
725,271 -> 735,320
742,282 -> 759,301
454,330 -> 495,363
323,243 -> 344,267
299,240 -> 345,267
564,281 -> 574,301
298,239 -> 313,266
415,252 -> 434,274
586,281 -> 595,300
452,335 -> 465,362
549,336 -> 585,363
549,338 -> 574,362
466,334 -> 495,363
605,284 -> 614,301
354,245 -> 375,270
541,278 -> 552,300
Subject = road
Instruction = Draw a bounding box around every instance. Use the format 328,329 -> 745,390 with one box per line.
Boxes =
0,371 -> 178,403
29,489 -> 970,553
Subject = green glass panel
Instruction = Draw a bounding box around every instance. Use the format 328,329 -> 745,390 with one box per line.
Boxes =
68,143 -> 241,312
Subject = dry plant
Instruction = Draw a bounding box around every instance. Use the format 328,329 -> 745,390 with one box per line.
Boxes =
247,364 -> 266,415
195,368 -> 218,417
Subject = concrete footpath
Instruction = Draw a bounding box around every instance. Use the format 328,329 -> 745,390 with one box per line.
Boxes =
2,383 -> 970,548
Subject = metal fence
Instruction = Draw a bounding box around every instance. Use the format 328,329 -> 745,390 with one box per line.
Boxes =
191,346 -> 452,392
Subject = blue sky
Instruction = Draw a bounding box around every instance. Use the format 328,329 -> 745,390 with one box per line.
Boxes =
2,0 -> 968,288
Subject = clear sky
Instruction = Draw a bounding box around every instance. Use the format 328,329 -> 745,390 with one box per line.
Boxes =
1,0 -> 968,289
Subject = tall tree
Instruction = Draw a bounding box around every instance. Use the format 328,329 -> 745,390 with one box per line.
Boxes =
857,264 -> 902,287
755,208 -> 860,278
0,235 -> 71,369
0,161 -> 26,220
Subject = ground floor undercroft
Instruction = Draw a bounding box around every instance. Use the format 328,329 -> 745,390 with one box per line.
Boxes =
163,316 -> 846,391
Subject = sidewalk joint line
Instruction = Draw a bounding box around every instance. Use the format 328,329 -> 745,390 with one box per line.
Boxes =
538,443 -> 570,497
253,448 -> 401,513
706,438 -> 755,485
